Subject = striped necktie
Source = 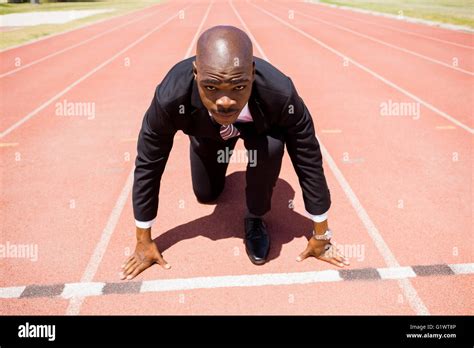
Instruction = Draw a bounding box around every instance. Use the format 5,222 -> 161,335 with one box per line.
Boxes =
220,123 -> 240,140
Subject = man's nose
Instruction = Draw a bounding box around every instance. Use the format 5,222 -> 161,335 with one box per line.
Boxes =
216,96 -> 237,109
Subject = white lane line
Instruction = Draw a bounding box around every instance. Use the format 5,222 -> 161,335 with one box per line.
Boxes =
61,282 -> 105,299
66,167 -> 135,314
0,3 -> 174,79
301,0 -> 474,49
377,266 -> 417,280
274,3 -> 473,76
2,262 -> 472,299
65,0 -> 214,315
0,1 -> 166,53
184,0 -> 214,60
449,263 -> 474,275
231,0 -> 430,315
141,270 -> 342,293
0,286 -> 25,298
249,1 -> 473,135
319,143 -> 430,315
0,4 -> 189,140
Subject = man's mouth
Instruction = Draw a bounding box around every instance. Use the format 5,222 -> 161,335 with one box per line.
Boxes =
213,110 -> 239,118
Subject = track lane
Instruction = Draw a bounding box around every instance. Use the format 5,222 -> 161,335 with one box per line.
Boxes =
1,0 -> 471,316
0,2 -> 188,133
272,1 -> 474,73
250,0 -> 473,131
0,1 -> 168,73
233,0 -> 472,314
298,0 -> 474,47
80,0 -> 421,315
0,3 -> 176,79
0,0 -> 199,292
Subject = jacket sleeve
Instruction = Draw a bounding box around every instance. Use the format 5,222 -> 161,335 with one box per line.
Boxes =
280,78 -> 331,215
132,86 -> 177,222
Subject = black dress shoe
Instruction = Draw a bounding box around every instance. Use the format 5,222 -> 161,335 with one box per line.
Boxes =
244,217 -> 270,265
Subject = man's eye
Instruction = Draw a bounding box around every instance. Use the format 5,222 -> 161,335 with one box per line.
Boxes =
205,86 -> 216,91
234,85 -> 246,91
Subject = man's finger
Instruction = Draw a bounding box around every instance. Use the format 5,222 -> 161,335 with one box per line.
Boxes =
156,255 -> 171,269
331,246 -> 350,266
121,255 -> 134,268
318,254 -> 346,268
296,246 -> 313,262
126,263 -> 148,280
123,258 -> 138,274
122,256 -> 137,270
336,252 -> 350,266
119,266 -> 133,280
120,260 -> 138,279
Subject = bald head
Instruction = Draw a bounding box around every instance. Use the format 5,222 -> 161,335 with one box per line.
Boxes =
196,25 -> 253,70
193,26 -> 255,126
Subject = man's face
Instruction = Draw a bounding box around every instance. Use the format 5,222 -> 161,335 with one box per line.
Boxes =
193,60 -> 255,126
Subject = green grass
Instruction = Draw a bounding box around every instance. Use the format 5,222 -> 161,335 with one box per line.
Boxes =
0,0 -> 161,50
316,0 -> 474,28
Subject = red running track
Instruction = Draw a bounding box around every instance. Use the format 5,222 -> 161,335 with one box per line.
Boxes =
0,0 -> 472,315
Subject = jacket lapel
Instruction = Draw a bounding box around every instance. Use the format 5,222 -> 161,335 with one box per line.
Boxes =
248,88 -> 267,134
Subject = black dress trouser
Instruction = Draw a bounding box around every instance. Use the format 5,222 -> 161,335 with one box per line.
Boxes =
189,123 -> 285,216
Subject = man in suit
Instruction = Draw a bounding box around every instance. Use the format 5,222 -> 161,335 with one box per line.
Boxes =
120,26 -> 349,280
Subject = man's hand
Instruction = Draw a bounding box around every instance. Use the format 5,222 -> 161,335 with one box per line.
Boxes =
296,237 -> 350,268
120,227 -> 170,280
296,219 -> 350,268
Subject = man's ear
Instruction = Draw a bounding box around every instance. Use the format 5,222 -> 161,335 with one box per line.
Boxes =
251,61 -> 256,81
192,61 -> 198,80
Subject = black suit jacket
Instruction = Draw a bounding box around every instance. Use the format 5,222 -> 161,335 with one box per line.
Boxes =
133,56 -> 331,222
